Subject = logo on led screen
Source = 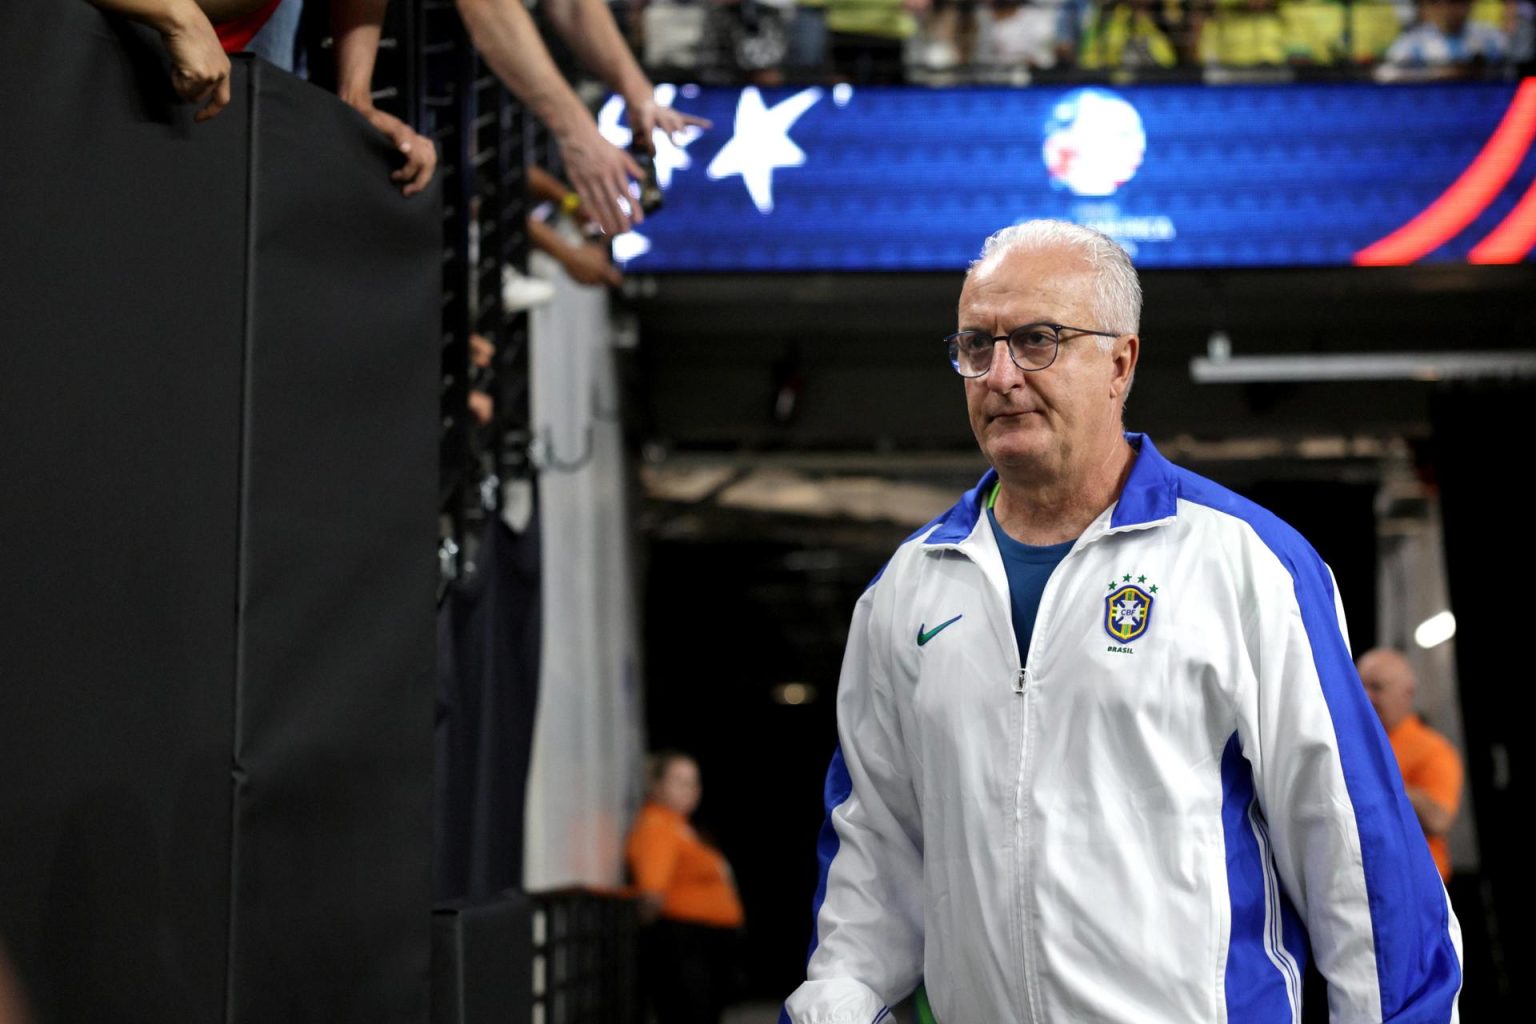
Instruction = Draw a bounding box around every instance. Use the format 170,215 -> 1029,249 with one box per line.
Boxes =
1042,89 -> 1146,198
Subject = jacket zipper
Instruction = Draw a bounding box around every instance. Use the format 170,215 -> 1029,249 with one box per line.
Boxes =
949,532 -> 1086,1020
963,542 -> 1037,1021
998,558 -> 1036,1021
1011,543 -> 1082,1023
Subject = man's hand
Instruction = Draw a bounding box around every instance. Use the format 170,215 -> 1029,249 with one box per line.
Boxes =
158,3 -> 232,122
626,98 -> 712,154
558,124 -> 643,236
355,104 -> 438,196
556,240 -> 622,287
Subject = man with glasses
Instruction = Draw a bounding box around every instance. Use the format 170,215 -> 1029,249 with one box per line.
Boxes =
785,221 -> 1462,1023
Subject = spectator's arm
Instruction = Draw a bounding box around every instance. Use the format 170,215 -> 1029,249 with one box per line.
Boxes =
1404,736 -> 1463,838
455,0 -> 642,234
540,0 -> 711,150
529,166 -> 601,232
625,810 -> 680,925
540,0 -> 649,115
332,0 -> 438,195
331,0 -> 386,106
526,165 -> 573,206
529,218 -> 622,286
87,0 -> 231,121
1406,786 -> 1456,837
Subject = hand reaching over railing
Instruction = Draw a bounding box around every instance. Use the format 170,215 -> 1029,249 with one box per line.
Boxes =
86,0 -> 233,121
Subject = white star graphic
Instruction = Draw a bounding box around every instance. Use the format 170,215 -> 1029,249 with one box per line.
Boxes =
647,83 -> 704,190
596,84 -> 704,191
707,86 -> 823,214
597,94 -> 634,149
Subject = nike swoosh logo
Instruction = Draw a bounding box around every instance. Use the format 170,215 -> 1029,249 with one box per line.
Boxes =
917,614 -> 963,646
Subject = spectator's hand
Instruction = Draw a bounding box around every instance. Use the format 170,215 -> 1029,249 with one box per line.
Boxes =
567,198 -> 601,234
468,391 -> 495,426
557,241 -> 623,287
470,333 -> 496,369
627,100 -> 712,153
159,8 -> 231,123
353,104 -> 438,197
559,125 -> 644,235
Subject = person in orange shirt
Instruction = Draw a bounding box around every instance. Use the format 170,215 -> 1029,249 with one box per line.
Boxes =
626,751 -> 744,1024
1357,648 -> 1464,881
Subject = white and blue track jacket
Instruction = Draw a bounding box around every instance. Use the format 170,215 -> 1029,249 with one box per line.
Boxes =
786,435 -> 1462,1024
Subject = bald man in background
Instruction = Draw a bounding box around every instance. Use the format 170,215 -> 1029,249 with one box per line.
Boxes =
1357,648 -> 1464,881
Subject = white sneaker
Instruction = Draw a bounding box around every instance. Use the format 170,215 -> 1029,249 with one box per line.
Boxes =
502,265 -> 556,313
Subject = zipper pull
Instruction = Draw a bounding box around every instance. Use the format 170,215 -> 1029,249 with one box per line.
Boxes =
1014,668 -> 1028,694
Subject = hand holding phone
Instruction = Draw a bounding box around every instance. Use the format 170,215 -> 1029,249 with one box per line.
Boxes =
629,143 -> 664,217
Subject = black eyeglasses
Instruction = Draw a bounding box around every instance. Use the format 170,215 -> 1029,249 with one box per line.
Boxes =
944,322 -> 1121,377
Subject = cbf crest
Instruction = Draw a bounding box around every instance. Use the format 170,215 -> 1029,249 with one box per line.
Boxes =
1104,573 -> 1159,644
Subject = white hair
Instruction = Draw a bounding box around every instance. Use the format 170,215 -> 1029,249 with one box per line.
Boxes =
968,220 -> 1142,353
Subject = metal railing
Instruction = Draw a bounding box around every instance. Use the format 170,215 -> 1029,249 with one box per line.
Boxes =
530,889 -> 643,1024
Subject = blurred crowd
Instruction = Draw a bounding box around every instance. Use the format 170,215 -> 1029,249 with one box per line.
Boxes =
621,0 -> 1536,83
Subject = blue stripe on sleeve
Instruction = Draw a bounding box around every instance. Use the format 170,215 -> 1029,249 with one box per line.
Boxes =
1222,732 -> 1308,1023
1176,466 -> 1461,1018
806,746 -> 854,963
782,749 -> 855,1024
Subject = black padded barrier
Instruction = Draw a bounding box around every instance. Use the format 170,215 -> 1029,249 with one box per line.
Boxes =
0,3 -> 441,1023
430,893 -> 534,1024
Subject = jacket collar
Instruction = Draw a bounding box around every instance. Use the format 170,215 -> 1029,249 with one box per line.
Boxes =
1108,433 -> 1180,531
923,432 -> 1179,550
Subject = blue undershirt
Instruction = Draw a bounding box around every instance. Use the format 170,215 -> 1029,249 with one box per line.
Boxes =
986,502 -> 1075,663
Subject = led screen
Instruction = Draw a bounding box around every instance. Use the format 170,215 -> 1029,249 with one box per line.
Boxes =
597,79 -> 1536,270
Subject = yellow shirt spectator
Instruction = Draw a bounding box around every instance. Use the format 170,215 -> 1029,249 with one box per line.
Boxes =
1280,0 -> 1409,63
1200,0 -> 1288,64
1080,2 -> 1182,68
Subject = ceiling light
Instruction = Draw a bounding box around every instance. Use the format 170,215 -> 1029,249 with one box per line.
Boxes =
1414,611 -> 1456,650
771,682 -> 818,705
1190,352 -> 1536,384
